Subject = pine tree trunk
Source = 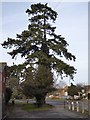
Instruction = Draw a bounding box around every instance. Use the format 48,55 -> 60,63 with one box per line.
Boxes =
35,94 -> 46,107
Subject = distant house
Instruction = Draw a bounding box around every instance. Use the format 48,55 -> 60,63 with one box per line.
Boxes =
52,84 -> 90,100
57,86 -> 68,97
84,85 -> 90,94
76,85 -> 90,99
48,86 -> 68,99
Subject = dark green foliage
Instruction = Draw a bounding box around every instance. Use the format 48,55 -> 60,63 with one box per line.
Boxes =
2,3 -> 76,79
6,65 -> 25,99
68,83 -> 78,97
5,87 -> 12,105
21,65 -> 54,106
68,83 -> 83,98
88,93 -> 90,99
2,3 -> 76,106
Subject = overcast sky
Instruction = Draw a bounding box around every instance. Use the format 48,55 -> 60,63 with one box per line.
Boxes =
0,1 -> 88,85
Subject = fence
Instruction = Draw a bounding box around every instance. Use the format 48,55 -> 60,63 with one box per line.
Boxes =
64,100 -> 90,116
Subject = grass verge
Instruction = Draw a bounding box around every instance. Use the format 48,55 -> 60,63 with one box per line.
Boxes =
22,103 -> 54,111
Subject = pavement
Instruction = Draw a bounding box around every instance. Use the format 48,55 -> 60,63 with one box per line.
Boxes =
7,99 -> 89,118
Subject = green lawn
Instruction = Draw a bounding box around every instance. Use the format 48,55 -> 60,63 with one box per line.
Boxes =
22,103 -> 54,111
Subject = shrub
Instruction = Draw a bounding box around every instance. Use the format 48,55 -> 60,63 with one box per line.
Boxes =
88,93 -> 90,99
5,87 -> 12,105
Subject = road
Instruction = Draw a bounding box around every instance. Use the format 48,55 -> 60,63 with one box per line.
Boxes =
7,99 -> 89,118
14,99 -> 89,111
14,99 -> 64,105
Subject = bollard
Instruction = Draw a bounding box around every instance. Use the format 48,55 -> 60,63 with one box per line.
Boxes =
76,101 -> 79,112
12,100 -> 15,105
66,101 -> 68,109
71,101 -> 74,111
27,100 -> 28,104
67,101 -> 68,108
82,102 -> 84,113
64,101 -> 65,108
68,101 -> 71,110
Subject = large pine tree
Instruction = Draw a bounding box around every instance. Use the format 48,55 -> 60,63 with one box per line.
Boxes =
2,3 -> 76,105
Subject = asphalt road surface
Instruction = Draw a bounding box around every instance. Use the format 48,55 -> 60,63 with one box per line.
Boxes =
7,99 -> 89,118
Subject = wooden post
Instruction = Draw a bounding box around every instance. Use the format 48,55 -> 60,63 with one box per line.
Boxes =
27,99 -> 28,104
64,101 -> 65,108
71,101 -> 74,111
82,101 -> 84,113
76,101 -> 79,112
68,101 -> 71,110
66,101 -> 68,109
12,100 -> 15,105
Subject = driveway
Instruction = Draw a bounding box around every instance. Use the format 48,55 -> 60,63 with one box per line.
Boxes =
7,99 -> 88,118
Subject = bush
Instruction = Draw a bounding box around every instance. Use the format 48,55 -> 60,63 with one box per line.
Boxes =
88,93 -> 90,99
5,87 -> 12,105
